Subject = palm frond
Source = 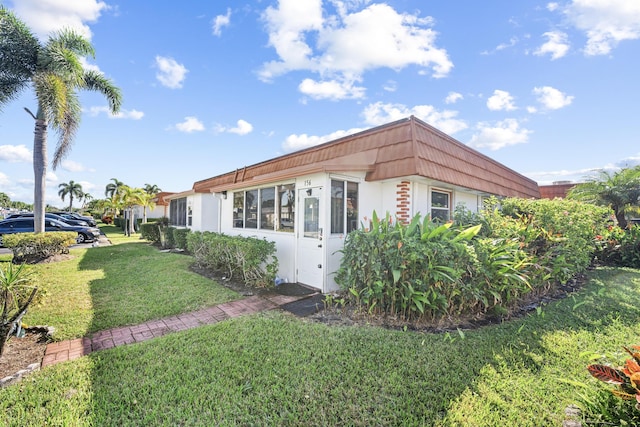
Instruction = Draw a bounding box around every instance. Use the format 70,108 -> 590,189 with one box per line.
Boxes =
82,70 -> 122,113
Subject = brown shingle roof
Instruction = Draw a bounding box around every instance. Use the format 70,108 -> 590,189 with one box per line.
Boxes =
193,116 -> 540,198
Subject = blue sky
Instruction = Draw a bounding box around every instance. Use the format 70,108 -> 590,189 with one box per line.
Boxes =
1,0 -> 639,206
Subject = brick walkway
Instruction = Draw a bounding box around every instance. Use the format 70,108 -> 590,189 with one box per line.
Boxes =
42,292 -> 313,368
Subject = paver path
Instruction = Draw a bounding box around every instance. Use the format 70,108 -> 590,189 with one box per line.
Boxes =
42,292 -> 313,367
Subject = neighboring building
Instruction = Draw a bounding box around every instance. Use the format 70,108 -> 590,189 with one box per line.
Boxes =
539,181 -> 577,199
133,191 -> 175,221
171,116 -> 540,293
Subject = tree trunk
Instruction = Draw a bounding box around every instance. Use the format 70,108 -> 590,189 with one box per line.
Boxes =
69,194 -> 73,212
32,118 -> 48,233
615,209 -> 628,229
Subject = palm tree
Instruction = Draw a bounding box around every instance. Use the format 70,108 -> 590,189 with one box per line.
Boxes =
57,180 -> 84,212
0,7 -> 122,233
105,178 -> 125,199
143,184 -> 161,196
568,166 -> 640,229
138,192 -> 156,224
119,186 -> 145,236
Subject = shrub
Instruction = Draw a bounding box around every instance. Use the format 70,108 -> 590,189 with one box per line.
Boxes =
165,227 -> 176,249
187,232 -> 278,288
335,212 -> 484,320
3,232 -> 77,264
483,197 -> 612,284
595,225 -> 640,268
173,228 -> 190,250
140,223 -> 161,243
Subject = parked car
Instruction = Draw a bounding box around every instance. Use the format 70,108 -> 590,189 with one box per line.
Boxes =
7,212 -> 90,227
0,217 -> 101,246
50,211 -> 97,227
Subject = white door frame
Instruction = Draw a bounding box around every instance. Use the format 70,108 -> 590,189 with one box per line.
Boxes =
295,186 -> 325,290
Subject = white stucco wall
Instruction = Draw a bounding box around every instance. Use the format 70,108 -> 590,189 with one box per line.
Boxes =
205,173 -> 491,293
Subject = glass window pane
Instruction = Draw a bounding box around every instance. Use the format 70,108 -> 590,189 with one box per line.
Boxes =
277,184 -> 295,232
331,180 -> 344,234
432,191 -> 449,208
233,192 -> 244,228
304,196 -> 320,238
260,187 -> 275,230
346,181 -> 358,233
245,189 -> 258,229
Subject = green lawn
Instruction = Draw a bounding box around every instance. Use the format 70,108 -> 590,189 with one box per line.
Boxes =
5,225 -> 239,340
1,228 -> 640,425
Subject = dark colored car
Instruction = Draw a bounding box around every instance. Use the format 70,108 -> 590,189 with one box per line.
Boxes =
7,212 -> 90,227
50,211 -> 97,227
0,217 -> 101,246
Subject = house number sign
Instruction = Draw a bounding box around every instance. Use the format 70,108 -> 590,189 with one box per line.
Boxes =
304,180 -> 312,187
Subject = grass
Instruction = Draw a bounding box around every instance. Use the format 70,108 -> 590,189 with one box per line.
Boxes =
6,225 -> 239,340
2,228 -> 640,425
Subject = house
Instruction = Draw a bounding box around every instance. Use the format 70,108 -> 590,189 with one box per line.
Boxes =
132,191 -> 175,222
539,181 -> 577,199
169,116 -> 540,293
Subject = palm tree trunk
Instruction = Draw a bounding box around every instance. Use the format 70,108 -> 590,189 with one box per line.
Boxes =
69,194 -> 73,212
32,117 -> 48,234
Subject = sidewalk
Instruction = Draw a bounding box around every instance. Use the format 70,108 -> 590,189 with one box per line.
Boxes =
42,292 -> 315,367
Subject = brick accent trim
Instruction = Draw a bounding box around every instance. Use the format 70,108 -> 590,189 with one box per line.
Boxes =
396,181 -> 411,224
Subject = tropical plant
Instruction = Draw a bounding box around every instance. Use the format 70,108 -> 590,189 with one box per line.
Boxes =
119,186 -> 145,236
57,180 -> 83,211
587,345 -> 640,413
0,263 -> 38,357
138,192 -> 156,224
143,183 -> 161,195
105,178 -> 125,200
568,166 -> 640,229
0,7 -> 122,233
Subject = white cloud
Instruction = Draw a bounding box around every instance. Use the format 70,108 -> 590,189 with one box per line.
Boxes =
469,119 -> 532,150
155,56 -> 188,89
383,80 -> 397,92
533,86 -> 574,110
547,3 -> 560,12
11,0 -> 108,40
298,78 -> 366,100
61,160 -> 92,173
259,2 -> 452,99
362,102 -> 468,135
481,37 -> 519,55
561,0 -> 640,55
79,57 -> 103,73
0,172 -> 10,186
534,31 -> 570,59
215,120 -> 254,135
174,117 -> 205,133
0,145 -> 31,163
445,92 -> 463,104
212,8 -> 232,36
229,120 -> 254,135
282,128 -> 364,152
487,90 -> 517,111
87,106 -> 144,120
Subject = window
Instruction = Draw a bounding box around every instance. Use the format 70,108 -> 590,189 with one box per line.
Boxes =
245,189 -> 258,229
233,192 -> 244,228
430,190 -> 451,222
169,197 -> 187,226
233,184 -> 296,232
277,184 -> 295,232
260,187 -> 275,230
331,179 -> 359,234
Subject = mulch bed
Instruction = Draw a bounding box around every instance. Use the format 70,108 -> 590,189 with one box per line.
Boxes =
0,330 -> 50,381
